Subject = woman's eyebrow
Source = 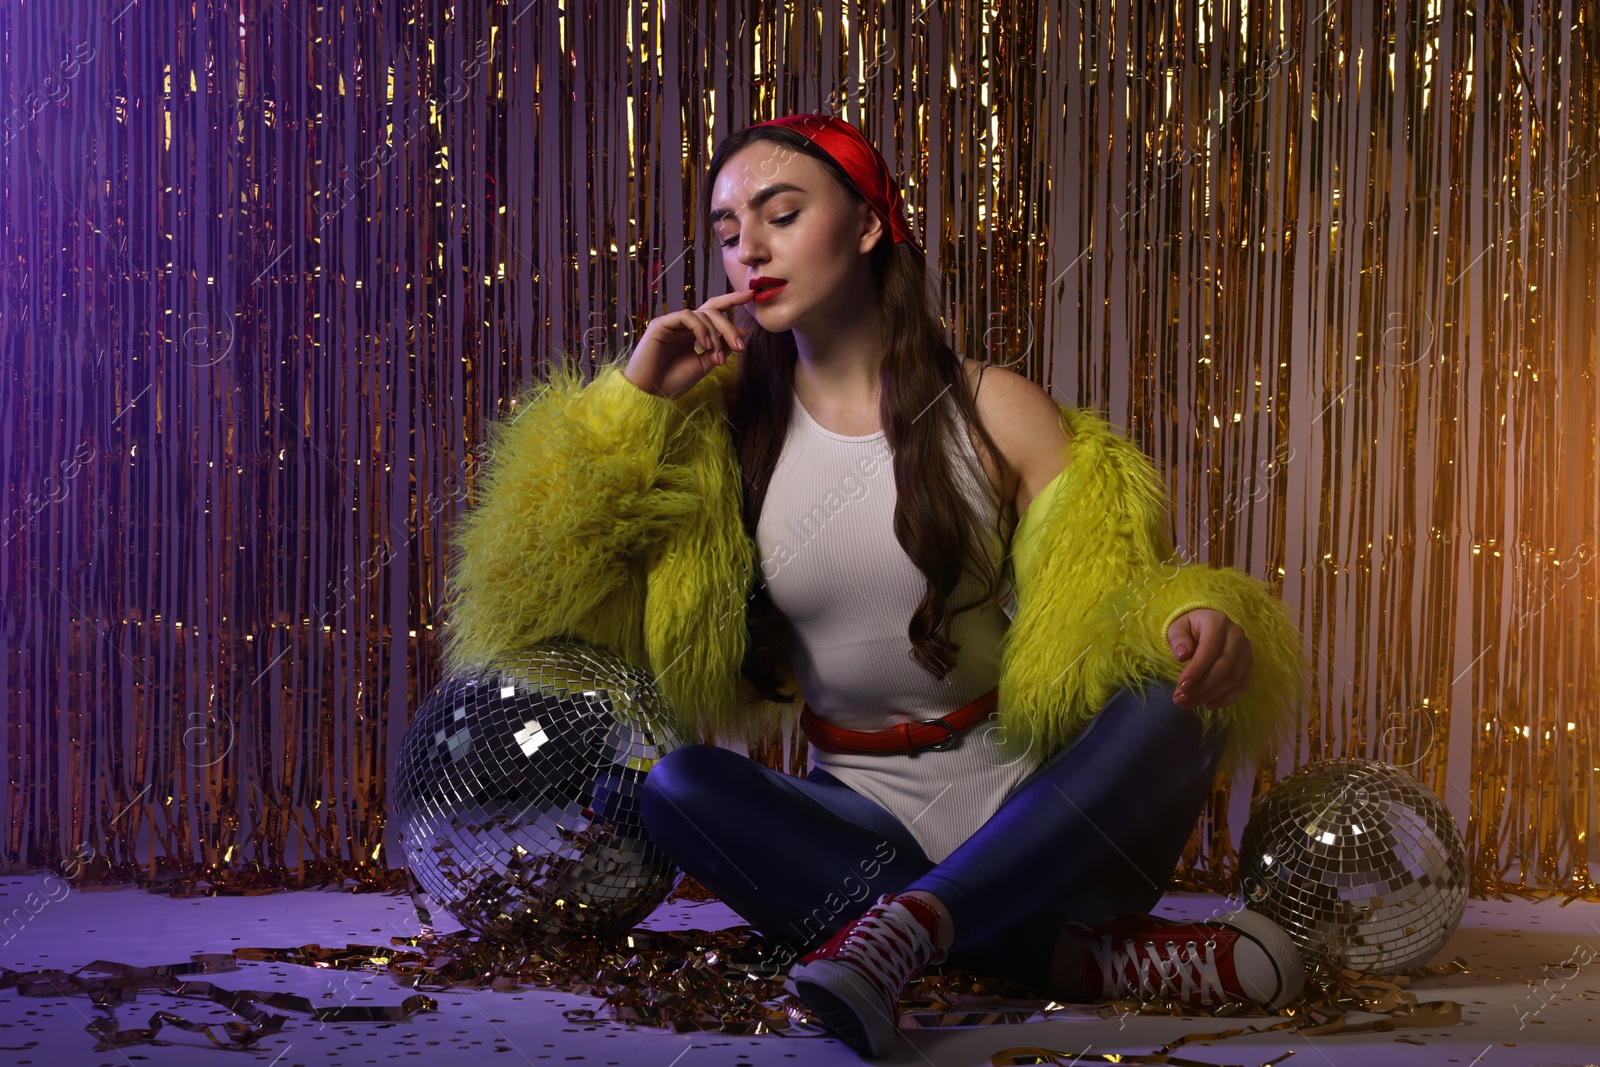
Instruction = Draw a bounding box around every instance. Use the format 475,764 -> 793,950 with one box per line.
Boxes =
709,182 -> 808,224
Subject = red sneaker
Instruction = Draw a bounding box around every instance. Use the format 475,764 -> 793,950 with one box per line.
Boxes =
1074,907 -> 1305,1010
783,892 -> 947,1058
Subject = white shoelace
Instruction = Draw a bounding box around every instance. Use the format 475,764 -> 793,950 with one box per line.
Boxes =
1090,933 -> 1230,1006
830,898 -> 943,1001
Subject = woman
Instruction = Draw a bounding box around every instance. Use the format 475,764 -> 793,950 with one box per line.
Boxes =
442,115 -> 1312,1060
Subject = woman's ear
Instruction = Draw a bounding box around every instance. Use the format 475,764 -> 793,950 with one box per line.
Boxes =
857,200 -> 887,255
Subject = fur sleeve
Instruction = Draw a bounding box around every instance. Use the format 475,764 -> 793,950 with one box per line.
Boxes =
440,356 -> 710,680
998,405 -> 1310,768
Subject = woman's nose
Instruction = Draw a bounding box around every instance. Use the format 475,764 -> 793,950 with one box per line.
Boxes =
735,233 -> 766,264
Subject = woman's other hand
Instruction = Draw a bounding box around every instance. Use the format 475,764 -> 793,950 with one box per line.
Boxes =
624,289 -> 757,400
1167,608 -> 1253,710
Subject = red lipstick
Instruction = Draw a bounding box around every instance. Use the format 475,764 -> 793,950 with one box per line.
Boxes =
750,275 -> 788,304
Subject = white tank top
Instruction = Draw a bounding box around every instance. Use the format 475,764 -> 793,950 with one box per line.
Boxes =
754,384 -> 1040,863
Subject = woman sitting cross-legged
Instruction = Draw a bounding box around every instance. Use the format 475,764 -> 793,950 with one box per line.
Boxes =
442,114 -> 1314,1061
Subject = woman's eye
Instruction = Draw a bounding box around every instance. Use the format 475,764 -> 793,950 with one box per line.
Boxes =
720,212 -> 799,248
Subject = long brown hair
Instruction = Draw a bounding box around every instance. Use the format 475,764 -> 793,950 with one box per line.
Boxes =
703,124 -> 1022,706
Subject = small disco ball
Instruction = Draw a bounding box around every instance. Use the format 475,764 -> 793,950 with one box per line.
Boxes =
1238,757 -> 1468,975
391,640 -> 687,945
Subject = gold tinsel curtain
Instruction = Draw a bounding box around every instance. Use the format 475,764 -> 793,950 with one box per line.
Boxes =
2,0 -> 1595,899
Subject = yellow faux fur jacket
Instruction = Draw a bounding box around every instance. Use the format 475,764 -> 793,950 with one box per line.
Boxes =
440,354 -> 1311,768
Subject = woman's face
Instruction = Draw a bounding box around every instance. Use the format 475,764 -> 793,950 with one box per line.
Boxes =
709,141 -> 885,336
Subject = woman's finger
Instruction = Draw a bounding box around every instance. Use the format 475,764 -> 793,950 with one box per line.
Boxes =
1176,620 -> 1227,693
686,311 -> 728,357
1186,627 -> 1249,707
703,287 -> 759,311
698,289 -> 756,349
695,307 -> 747,354
1178,626 -> 1235,705
1200,645 -> 1253,708
678,310 -> 720,357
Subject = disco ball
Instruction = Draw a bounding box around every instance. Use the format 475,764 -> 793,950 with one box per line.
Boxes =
1238,757 -> 1468,975
391,640 -> 687,945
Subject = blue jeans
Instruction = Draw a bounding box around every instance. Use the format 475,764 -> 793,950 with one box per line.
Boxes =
637,677 -> 1228,993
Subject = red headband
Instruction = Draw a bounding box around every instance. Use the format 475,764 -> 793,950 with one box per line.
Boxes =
748,114 -> 918,248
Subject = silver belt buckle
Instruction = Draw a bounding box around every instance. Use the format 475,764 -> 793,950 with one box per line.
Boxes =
915,718 -> 958,751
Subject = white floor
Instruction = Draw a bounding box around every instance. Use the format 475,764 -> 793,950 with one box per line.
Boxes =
0,872 -> 1596,1066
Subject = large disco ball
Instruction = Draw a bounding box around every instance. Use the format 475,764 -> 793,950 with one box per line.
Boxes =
1238,757 -> 1468,975
391,640 -> 687,945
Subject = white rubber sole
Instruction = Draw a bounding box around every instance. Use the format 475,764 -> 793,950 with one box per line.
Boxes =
1215,906 -> 1307,1010
785,958 -> 901,1058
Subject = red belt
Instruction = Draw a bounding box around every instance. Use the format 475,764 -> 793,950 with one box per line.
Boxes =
799,688 -> 999,755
